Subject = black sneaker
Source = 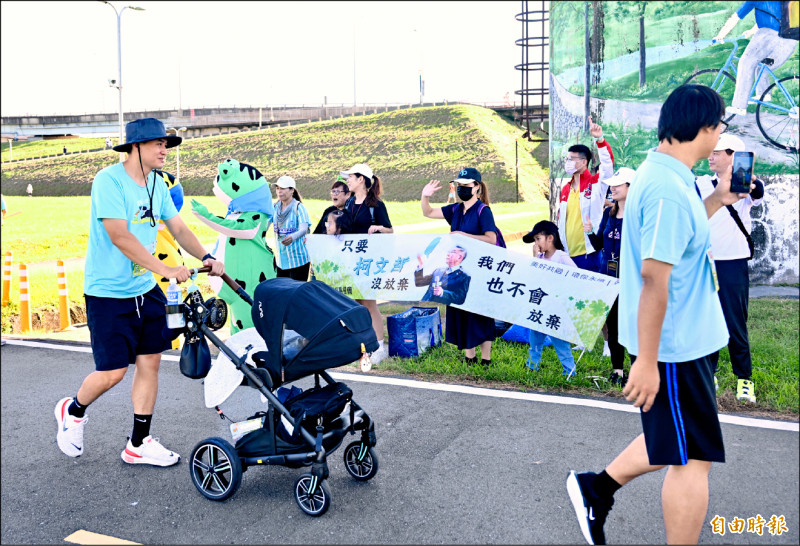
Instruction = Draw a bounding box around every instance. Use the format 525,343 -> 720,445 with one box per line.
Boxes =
566,471 -> 613,545
608,371 -> 627,388
465,356 -> 478,365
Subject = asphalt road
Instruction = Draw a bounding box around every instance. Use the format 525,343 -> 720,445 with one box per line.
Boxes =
1,342 -> 798,545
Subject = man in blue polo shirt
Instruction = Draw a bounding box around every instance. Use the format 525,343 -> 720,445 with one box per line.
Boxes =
54,118 -> 223,468
566,85 -> 753,545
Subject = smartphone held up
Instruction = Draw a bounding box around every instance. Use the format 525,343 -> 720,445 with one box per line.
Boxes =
730,151 -> 754,194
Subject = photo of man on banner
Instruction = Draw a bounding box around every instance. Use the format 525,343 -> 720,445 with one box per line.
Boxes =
414,245 -> 471,305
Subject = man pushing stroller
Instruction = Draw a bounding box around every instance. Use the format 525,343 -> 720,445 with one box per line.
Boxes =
54,118 -> 223,467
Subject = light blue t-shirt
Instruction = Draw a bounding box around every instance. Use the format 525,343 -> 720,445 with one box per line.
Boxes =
618,150 -> 728,362
84,162 -> 178,298
269,200 -> 310,270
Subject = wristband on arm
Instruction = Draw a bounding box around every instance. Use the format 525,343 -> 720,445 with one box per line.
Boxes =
202,253 -> 216,261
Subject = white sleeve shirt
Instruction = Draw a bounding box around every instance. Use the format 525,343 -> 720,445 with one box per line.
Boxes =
695,175 -> 763,261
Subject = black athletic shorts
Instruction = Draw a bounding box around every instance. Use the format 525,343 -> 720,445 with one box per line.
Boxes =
85,284 -> 171,371
639,355 -> 725,465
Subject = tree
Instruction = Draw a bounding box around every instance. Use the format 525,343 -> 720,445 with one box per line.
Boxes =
613,1 -> 647,88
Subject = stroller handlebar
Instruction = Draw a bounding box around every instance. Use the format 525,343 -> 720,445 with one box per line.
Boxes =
190,266 -> 254,306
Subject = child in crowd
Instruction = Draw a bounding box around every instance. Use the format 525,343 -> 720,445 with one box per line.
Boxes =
522,220 -> 577,378
325,209 -> 352,236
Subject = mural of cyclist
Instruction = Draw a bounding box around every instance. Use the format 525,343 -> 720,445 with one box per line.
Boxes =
714,1 -> 799,117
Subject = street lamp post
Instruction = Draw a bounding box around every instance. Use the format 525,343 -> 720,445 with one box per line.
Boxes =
175,127 -> 187,180
168,127 -> 188,179
413,29 -> 424,105
102,1 -> 144,162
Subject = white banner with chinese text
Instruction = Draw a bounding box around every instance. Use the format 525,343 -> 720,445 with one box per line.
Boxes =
307,234 -> 619,347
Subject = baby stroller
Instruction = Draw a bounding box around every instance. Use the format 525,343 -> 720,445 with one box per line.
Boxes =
175,271 -> 380,516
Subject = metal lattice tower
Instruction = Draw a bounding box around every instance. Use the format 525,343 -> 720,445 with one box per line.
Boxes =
515,0 -> 549,142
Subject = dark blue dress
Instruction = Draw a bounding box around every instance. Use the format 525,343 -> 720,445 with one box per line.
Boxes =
440,201 -> 498,350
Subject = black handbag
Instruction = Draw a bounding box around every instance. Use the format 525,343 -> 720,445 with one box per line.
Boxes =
179,336 -> 211,379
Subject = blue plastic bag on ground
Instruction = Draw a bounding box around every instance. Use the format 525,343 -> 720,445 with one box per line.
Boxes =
387,306 -> 443,358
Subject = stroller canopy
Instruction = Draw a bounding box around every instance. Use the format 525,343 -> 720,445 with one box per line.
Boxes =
252,278 -> 379,384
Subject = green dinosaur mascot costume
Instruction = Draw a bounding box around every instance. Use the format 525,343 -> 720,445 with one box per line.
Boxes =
191,159 -> 276,333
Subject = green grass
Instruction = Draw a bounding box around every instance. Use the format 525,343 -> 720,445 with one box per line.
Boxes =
0,105 -> 549,203
330,299 -> 799,416
725,299 -> 799,412
332,298 -> 798,415
1,137 -> 112,162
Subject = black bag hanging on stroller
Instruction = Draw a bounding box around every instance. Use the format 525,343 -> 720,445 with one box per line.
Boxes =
179,336 -> 211,379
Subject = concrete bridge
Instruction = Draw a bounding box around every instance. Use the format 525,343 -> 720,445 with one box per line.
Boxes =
1,102 -> 536,141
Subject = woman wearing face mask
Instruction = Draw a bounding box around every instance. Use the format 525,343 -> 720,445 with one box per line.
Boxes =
340,163 -> 393,364
420,167 -> 499,366
585,167 -> 635,387
269,176 -> 311,281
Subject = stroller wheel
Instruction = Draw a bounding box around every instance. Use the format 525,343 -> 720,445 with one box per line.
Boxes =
343,441 -> 379,481
189,437 -> 243,501
294,473 -> 331,516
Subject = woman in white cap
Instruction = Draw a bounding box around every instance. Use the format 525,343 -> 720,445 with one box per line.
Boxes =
340,163 -> 393,363
585,167 -> 636,387
271,175 -> 311,281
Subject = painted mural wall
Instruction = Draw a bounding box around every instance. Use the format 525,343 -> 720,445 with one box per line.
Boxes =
548,1 -> 799,284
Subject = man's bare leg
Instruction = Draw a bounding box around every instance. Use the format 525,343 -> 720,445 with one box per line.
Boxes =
131,353 -> 161,414
605,433 -> 665,486
662,460 -> 712,544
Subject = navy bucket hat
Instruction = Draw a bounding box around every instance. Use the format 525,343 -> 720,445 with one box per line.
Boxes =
113,118 -> 182,153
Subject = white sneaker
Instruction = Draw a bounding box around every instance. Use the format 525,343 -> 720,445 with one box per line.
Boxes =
572,344 -> 586,352
726,106 -> 747,116
121,435 -> 180,466
369,346 -> 387,365
55,397 -> 88,458
602,341 -> 611,357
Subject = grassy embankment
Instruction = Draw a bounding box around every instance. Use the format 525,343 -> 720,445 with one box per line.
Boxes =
1,137 -> 111,162
0,105 -> 549,202
1,104 -> 550,329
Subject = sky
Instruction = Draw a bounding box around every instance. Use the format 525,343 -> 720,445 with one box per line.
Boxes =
0,1 -> 530,116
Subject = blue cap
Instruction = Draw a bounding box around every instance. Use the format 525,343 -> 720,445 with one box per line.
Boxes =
452,167 -> 482,184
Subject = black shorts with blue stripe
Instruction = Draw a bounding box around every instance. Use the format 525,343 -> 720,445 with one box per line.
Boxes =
640,355 -> 725,465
